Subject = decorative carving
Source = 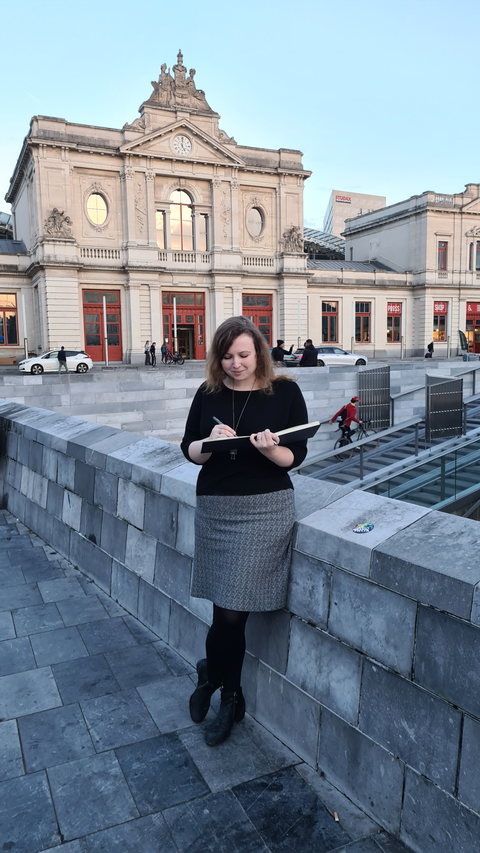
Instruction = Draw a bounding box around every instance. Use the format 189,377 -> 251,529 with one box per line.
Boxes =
120,166 -> 135,181
145,169 -> 155,181
123,116 -> 146,132
220,192 -> 230,239
134,180 -> 147,234
216,127 -> 236,144
44,208 -> 73,238
231,179 -> 239,190
466,225 -> 480,236
283,225 -> 304,253
212,177 -> 221,189
146,50 -> 213,112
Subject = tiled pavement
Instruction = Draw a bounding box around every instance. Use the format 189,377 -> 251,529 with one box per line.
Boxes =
0,508 -> 410,853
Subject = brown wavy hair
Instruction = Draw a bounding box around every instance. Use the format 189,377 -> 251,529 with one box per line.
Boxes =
205,316 -> 293,393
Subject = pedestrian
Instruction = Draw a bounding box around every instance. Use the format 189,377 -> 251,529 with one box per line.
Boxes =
181,316 -> 309,746
425,341 -> 434,359
161,341 -> 168,364
150,342 -> 156,366
299,338 -> 318,366
271,339 -> 294,363
329,396 -> 362,440
144,341 -> 150,365
57,346 -> 68,373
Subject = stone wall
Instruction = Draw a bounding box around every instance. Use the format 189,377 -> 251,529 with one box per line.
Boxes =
1,399 -> 480,852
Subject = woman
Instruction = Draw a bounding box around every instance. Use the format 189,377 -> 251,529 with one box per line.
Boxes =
144,341 -> 151,365
181,317 -> 309,746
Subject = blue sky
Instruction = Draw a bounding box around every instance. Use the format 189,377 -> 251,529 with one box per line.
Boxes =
1,0 -> 479,228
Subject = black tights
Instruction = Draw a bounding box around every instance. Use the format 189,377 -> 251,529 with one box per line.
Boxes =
205,604 -> 249,693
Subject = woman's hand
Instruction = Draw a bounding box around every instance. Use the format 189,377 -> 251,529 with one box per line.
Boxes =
187,422 -> 236,465
250,429 -> 294,468
209,423 -> 236,439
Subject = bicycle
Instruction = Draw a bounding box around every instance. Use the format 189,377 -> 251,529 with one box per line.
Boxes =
334,420 -> 379,461
163,350 -> 185,366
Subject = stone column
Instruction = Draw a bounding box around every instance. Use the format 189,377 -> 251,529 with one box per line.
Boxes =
230,176 -> 240,252
145,169 -> 157,247
210,177 -> 223,252
124,280 -> 142,364
150,284 -> 161,345
120,164 -> 136,247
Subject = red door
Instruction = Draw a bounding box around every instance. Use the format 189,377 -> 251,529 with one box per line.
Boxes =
83,291 -> 122,362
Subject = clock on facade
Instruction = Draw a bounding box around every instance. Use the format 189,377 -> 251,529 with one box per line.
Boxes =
172,135 -> 192,155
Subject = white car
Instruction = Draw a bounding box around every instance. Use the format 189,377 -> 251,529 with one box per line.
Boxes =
19,350 -> 93,375
292,346 -> 368,367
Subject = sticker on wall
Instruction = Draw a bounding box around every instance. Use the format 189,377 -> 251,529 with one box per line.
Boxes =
352,522 -> 374,534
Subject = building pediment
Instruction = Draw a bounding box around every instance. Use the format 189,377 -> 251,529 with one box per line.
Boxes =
120,120 -> 245,166
462,197 -> 480,214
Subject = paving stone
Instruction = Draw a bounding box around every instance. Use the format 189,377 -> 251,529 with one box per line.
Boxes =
241,715 -> 300,771
0,564 -> 25,587
332,839 -> 387,853
13,602 -> 64,636
56,595 -> 110,626
153,639 -> 195,676
77,617 -> 138,655
95,591 -> 128,618
0,611 -> 15,641
0,666 -> 62,720
105,643 -> 170,689
295,763 -> 381,841
0,771 -> 61,852
48,751 -> 139,840
18,703 -> 95,771
360,660 -> 461,793
0,582 -> 42,612
81,689 -> 159,751
0,718 -> 24,782
85,813 -> 176,853
30,626 -> 89,667
138,674 -> 197,733
116,732 -> 209,814
233,766 -> 350,853
164,790 -> 268,853
21,560 -> 65,583
0,635 -> 36,677
38,577 -> 86,603
122,614 -> 158,643
40,840 -> 87,853
52,654 -> 121,704
374,831 -> 411,853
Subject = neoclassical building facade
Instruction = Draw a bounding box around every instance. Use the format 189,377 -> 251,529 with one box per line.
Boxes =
1,51 -> 311,363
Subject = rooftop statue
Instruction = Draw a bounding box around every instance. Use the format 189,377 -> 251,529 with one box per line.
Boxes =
147,50 -> 213,112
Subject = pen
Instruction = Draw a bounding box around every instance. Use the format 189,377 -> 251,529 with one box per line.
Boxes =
213,417 -> 223,426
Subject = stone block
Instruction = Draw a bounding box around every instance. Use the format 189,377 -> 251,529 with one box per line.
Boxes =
297,491 -> 429,578
117,478 -> 145,530
245,610 -> 291,675
100,512 -> 127,564
80,501 -> 103,546
6,488 -> 25,522
160,461 -> 198,507
287,617 -> 362,724
457,714 -> 480,811
168,600 -> 208,664
20,464 -> 32,497
49,517 -> 71,558
74,460 -> 95,503
287,550 -> 330,629
359,660 -> 461,793
24,499 -> 53,546
318,708 -> 404,835
107,437 -> 184,491
46,481 -> 63,519
414,605 -> 480,717
16,434 -> 30,465
66,426 -> 118,461
56,454 -> 75,490
124,526 -> 157,582
33,473 -> 48,508
111,560 -> 139,616
138,578 -> 170,639
143,490 -> 177,546
154,543 -> 192,605
255,663 -> 320,765
329,569 -> 416,676
176,503 -> 195,557
93,469 -> 118,516
290,472 -> 353,521
400,767 -> 480,853
14,460 -> 23,491
6,431 -> 18,460
63,490 -> 82,531
85,431 -> 142,469
69,533 -> 112,593
371,512 -> 480,620
28,440 -> 43,474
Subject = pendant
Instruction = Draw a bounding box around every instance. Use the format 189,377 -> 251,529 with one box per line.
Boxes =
230,450 -> 237,461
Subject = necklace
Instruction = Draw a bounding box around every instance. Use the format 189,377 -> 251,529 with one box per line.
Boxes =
230,378 -> 256,460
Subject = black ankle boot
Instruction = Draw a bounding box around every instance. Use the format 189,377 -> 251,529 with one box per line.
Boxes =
204,688 -> 245,747
189,659 -> 218,723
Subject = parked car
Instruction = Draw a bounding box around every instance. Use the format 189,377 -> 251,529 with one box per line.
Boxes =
288,346 -> 368,367
18,350 -> 93,374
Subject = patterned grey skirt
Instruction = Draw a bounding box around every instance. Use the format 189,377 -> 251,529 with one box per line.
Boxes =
192,489 -> 295,612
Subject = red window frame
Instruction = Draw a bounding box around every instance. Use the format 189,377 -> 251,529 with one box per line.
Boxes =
355,302 -> 370,343
433,301 -> 448,342
162,292 -> 205,359
387,303 -> 402,343
438,241 -> 448,271
322,301 -> 338,342
0,293 -> 19,346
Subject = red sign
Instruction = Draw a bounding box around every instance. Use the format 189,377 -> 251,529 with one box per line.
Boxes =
335,195 -> 351,203
467,304 -> 480,313
434,302 -> 447,313
387,303 -> 402,313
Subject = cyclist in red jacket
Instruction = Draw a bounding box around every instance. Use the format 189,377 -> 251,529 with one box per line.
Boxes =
329,396 -> 362,440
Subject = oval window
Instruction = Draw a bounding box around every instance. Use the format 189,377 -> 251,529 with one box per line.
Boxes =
247,207 -> 263,237
86,193 -> 108,226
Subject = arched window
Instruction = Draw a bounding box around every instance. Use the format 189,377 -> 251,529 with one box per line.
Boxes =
170,190 -> 193,251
